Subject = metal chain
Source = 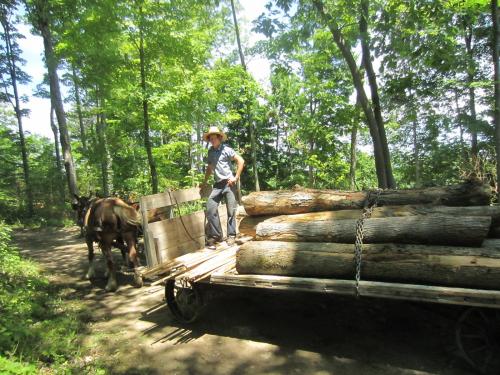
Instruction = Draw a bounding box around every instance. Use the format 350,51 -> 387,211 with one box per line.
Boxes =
354,188 -> 382,297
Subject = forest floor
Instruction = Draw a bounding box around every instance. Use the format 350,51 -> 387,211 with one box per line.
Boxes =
13,226 -> 477,375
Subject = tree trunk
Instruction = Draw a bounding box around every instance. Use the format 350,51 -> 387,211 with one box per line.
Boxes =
35,8 -> 79,198
249,118 -> 260,191
95,95 -> 110,196
308,139 -> 314,188
464,21 -> 478,156
454,88 -> 466,157
72,66 -> 87,154
492,0 -> 500,200
412,117 -> 421,188
139,4 -> 158,194
230,0 -> 259,192
255,215 -> 490,246
236,241 -> 500,289
349,122 -> 357,190
50,106 -> 64,201
242,180 -> 492,216
0,16 -> 34,215
313,0 -> 388,188
358,0 -> 395,188
275,115 -> 280,185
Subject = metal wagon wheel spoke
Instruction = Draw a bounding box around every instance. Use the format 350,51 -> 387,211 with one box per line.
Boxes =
165,278 -> 203,323
456,307 -> 500,375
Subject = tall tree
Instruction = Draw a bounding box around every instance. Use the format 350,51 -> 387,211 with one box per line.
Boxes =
137,1 -> 158,194
71,66 -> 87,154
358,0 -> 395,188
28,0 -> 79,198
463,16 -> 479,156
0,1 -> 33,215
312,0 -> 390,188
50,105 -> 64,201
493,0 -> 500,197
230,0 -> 260,191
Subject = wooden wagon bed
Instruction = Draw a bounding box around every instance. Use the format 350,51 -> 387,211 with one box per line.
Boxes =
155,245 -> 500,310
138,187 -> 500,374
138,188 -> 500,310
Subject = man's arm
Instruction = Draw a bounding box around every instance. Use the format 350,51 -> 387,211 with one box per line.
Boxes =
202,164 -> 213,186
227,154 -> 245,186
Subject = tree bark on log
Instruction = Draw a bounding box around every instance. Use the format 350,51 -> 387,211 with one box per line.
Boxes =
238,205 -> 500,238
256,215 -> 491,247
264,205 -> 500,224
242,181 -> 492,216
236,241 -> 500,289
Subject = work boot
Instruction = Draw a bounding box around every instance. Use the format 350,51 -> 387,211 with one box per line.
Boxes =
206,237 -> 217,250
226,236 -> 236,246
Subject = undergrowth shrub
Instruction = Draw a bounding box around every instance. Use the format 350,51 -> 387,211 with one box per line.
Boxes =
0,222 -> 96,374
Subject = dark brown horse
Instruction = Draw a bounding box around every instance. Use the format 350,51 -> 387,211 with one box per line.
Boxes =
75,196 -> 143,292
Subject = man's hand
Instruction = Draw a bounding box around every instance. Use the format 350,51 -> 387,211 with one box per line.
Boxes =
227,176 -> 238,187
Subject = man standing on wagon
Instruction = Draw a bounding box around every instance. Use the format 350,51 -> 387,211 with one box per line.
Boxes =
200,126 -> 245,249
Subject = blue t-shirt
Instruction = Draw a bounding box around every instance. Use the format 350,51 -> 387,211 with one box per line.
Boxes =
207,144 -> 236,182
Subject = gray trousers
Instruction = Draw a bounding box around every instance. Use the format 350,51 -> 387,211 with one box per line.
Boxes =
206,180 -> 237,240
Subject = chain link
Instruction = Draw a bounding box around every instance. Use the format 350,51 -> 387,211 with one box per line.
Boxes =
354,188 -> 382,297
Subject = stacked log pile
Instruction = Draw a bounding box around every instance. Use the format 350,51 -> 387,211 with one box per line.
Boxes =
236,180 -> 500,289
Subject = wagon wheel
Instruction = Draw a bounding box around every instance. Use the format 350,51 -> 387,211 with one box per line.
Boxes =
455,307 -> 500,374
165,278 -> 203,323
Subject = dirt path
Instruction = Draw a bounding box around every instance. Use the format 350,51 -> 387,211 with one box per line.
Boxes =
14,227 -> 476,375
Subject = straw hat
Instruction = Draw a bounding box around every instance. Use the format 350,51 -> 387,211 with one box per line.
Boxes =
203,126 -> 227,142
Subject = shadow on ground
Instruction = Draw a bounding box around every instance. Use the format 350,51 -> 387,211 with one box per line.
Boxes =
13,227 -> 476,375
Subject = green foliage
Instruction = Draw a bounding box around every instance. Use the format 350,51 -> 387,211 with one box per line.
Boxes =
1,0 -> 498,227
0,111 -> 70,225
0,223 -> 97,373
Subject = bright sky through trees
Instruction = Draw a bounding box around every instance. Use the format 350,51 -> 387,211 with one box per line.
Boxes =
18,0 -> 270,139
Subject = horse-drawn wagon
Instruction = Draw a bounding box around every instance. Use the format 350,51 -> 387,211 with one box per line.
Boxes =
137,187 -> 500,374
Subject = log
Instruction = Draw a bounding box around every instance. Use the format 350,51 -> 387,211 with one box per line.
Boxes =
256,215 -> 491,247
242,180 -> 492,216
236,241 -> 500,289
238,205 -> 500,238
263,205 -> 500,225
238,215 -> 273,237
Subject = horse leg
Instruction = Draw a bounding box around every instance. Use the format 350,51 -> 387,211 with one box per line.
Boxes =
85,234 -> 96,279
102,235 -> 118,292
114,238 -> 129,270
123,231 -> 143,287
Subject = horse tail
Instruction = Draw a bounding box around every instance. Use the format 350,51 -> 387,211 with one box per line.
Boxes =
112,201 -> 142,229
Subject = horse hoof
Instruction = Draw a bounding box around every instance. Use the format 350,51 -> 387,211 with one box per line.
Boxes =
105,284 -> 117,292
134,274 -> 143,288
105,280 -> 118,292
86,269 -> 96,280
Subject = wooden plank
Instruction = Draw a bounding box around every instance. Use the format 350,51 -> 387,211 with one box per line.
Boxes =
152,205 -> 227,259
149,205 -> 227,241
153,238 -> 162,264
181,246 -> 238,282
142,245 -> 232,279
208,273 -> 500,309
159,235 -> 205,261
149,244 -> 236,283
145,228 -> 158,266
141,187 -> 201,211
139,194 -> 159,267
